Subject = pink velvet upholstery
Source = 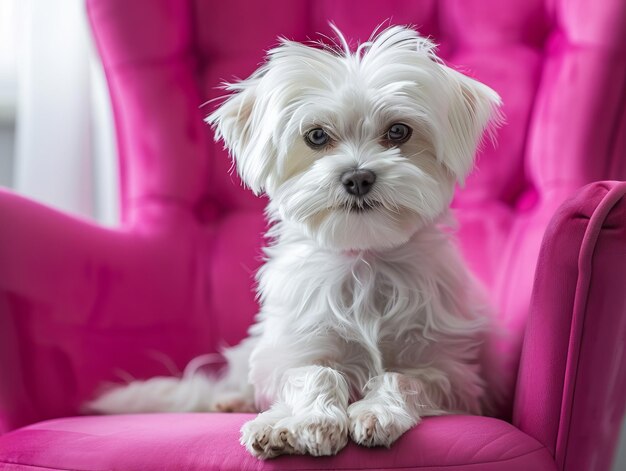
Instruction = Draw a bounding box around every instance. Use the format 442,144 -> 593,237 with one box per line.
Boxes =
1,1 -> 625,470
0,414 -> 556,471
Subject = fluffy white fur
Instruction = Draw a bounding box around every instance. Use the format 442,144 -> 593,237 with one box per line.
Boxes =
88,25 -> 503,459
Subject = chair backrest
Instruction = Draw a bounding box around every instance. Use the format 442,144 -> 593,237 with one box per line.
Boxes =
89,0 -> 626,403
2,0 -> 625,434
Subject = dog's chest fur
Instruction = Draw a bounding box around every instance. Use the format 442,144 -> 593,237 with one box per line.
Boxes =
250,222 -> 481,402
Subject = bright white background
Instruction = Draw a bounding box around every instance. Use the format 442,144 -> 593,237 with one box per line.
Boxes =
0,2 -> 625,469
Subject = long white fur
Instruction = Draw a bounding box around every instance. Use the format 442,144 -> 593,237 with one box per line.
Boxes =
87,25 -> 503,459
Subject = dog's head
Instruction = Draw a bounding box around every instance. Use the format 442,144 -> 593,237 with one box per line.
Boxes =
207,26 -> 501,250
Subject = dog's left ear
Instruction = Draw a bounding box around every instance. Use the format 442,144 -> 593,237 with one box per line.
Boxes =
438,67 -> 502,186
206,74 -> 276,195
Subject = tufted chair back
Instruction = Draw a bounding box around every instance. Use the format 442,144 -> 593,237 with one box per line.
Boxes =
89,0 -> 626,397
1,1 -> 625,469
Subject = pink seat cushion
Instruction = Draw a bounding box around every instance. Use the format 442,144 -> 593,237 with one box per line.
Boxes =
0,414 -> 555,470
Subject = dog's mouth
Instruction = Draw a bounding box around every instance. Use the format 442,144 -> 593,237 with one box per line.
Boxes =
338,200 -> 383,213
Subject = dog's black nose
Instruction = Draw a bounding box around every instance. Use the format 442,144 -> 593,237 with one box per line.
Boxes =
341,169 -> 376,196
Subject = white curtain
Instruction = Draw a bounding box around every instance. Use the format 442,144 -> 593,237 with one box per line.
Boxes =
13,0 -> 118,226
0,0 -> 18,187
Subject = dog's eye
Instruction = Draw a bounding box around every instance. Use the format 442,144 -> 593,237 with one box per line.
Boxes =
305,128 -> 330,148
385,123 -> 412,144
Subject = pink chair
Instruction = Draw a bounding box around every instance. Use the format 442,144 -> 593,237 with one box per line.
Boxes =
1,1 -> 625,469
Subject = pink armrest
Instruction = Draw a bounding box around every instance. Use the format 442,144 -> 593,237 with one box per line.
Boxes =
514,181 -> 626,471
0,188 -> 215,430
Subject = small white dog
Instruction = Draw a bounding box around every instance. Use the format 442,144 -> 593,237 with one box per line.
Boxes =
89,25 -> 503,459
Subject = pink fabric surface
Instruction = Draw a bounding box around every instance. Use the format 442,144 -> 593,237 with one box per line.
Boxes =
0,414 -> 556,471
514,181 -> 626,471
1,0 -> 626,470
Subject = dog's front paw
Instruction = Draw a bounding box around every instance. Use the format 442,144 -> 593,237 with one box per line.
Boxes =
283,414 -> 348,456
241,416 -> 285,459
241,409 -> 349,458
240,410 -> 306,459
347,401 -> 416,448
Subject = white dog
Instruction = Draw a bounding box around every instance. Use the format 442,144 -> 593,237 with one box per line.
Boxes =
89,25 -> 503,459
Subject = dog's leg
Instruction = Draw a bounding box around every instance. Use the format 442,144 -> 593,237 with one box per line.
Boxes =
241,365 -> 350,459
347,371 -> 447,448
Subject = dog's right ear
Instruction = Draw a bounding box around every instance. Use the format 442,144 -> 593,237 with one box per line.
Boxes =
206,73 -> 276,195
